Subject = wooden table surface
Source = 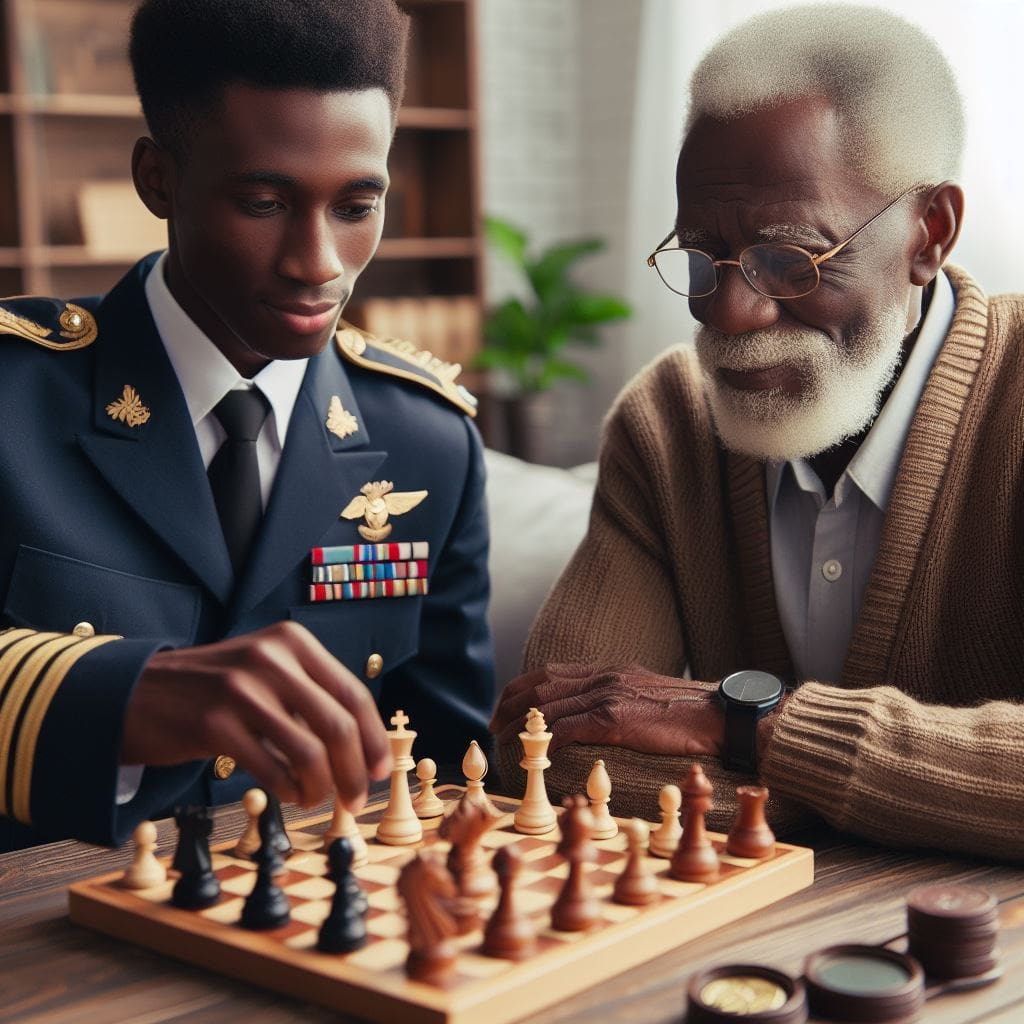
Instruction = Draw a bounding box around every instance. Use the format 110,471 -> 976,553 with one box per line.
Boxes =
1,798 -> 1021,1024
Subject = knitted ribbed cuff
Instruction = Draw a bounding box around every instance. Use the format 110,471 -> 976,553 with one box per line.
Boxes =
759,681 -> 875,829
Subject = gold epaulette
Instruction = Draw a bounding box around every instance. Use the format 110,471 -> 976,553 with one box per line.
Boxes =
0,298 -> 98,351
335,322 -> 477,418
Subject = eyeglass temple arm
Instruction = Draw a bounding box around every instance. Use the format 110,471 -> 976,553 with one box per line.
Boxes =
646,229 -> 678,267
810,185 -> 919,267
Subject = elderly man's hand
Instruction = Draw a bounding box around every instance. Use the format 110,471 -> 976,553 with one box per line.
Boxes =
489,664 -> 725,757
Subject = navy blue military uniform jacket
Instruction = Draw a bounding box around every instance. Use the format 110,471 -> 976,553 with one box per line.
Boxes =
0,254 -> 494,851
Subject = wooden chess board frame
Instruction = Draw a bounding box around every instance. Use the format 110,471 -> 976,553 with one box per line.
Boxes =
68,787 -> 814,1024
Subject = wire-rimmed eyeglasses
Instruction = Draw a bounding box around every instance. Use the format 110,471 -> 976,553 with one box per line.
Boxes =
646,186 -> 919,300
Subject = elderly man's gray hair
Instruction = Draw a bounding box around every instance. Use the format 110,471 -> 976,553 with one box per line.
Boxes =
686,4 -> 964,194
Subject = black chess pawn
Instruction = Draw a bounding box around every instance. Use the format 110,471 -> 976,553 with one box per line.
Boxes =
262,792 -> 294,860
317,837 -> 369,953
170,805 -> 221,909
241,838 -> 291,930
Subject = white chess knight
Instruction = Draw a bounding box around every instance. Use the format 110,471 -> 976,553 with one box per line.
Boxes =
514,707 -> 556,835
376,709 -> 423,846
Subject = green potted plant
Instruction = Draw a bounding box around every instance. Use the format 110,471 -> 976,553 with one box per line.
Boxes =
477,215 -> 631,461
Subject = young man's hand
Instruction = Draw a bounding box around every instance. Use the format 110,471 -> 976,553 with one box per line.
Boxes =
121,621 -> 392,810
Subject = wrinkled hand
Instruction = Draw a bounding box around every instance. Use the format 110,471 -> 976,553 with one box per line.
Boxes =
122,621 -> 392,810
489,663 -> 724,757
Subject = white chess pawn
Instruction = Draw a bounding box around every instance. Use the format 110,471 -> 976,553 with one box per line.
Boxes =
586,759 -> 618,840
120,821 -> 166,889
514,707 -> 557,835
234,788 -> 266,860
412,757 -> 445,818
648,783 -> 683,858
322,796 -> 369,866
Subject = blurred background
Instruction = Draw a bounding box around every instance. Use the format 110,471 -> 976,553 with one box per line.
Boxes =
1,0 -> 1019,466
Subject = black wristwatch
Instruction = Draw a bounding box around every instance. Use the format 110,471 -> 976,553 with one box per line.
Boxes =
718,670 -> 785,773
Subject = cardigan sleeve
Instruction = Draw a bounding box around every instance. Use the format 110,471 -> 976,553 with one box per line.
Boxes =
761,683 -> 1024,861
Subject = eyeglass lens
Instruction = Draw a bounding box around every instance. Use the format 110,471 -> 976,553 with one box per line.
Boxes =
653,245 -> 820,298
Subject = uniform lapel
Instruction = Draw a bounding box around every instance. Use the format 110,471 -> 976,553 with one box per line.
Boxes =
76,257 -> 234,604
230,346 -> 386,618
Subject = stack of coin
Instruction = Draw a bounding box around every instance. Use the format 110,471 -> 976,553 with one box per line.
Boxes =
907,883 -> 1001,980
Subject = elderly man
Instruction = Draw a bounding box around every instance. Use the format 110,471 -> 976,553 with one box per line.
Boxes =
492,4 -> 1023,861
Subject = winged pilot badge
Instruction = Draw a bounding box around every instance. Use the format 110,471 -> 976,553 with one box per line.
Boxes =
340,480 -> 428,541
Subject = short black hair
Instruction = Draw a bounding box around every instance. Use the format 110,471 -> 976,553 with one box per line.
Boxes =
130,0 -> 409,159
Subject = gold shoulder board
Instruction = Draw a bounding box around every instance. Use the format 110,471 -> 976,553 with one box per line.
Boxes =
335,322 -> 477,418
0,298 -> 98,351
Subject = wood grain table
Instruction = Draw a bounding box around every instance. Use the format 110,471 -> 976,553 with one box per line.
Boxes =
1,798 -> 1021,1024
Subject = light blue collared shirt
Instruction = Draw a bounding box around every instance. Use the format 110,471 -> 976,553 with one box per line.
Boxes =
766,271 -> 955,682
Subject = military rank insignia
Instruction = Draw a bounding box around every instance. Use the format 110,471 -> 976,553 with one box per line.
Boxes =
309,542 -> 430,602
325,395 -> 358,439
105,384 -> 151,427
340,480 -> 427,541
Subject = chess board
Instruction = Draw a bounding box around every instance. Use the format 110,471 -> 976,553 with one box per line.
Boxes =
68,787 -> 814,1024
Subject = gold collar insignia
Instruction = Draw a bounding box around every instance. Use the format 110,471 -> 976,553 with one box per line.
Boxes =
340,480 -> 428,541
105,384 -> 151,428
326,395 -> 359,439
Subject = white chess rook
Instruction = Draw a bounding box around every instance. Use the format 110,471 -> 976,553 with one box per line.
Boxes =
514,707 -> 557,835
376,709 -> 423,846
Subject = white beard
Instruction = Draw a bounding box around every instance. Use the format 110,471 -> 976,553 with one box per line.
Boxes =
693,306 -> 908,461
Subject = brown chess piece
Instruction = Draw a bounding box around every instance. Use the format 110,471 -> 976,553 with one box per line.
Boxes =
551,795 -> 600,932
481,845 -> 537,960
439,795 -> 498,934
397,852 -> 459,985
612,818 -> 660,906
726,785 -> 776,859
669,764 -> 720,883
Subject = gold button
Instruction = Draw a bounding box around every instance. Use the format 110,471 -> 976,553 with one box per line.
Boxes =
72,621 -> 96,638
213,755 -> 236,780
366,653 -> 384,679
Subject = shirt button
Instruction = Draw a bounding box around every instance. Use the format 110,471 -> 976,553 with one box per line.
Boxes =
366,653 -> 384,679
822,559 -> 843,582
212,755 -> 236,780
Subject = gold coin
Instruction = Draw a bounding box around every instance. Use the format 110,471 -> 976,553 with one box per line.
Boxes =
700,975 -> 788,1013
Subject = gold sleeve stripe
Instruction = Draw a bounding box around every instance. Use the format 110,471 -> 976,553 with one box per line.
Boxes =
0,628 -> 48,657
0,633 -> 83,817
12,633 -> 118,823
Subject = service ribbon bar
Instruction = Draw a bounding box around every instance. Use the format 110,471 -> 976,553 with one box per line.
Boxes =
311,541 -> 429,565
312,560 -> 428,584
309,578 -> 430,602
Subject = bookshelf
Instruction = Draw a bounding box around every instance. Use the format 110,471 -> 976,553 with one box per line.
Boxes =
0,0 -> 483,370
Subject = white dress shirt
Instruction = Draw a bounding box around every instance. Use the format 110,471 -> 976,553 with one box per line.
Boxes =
118,254 -> 310,803
144,252 -> 308,504
766,271 -> 954,682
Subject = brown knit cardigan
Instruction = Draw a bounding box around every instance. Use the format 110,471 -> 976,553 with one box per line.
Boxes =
496,266 -> 1024,862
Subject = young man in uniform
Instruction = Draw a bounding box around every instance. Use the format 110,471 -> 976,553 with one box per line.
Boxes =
0,0 -> 493,851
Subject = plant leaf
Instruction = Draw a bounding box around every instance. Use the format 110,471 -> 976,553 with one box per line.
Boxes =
562,294 -> 632,324
484,216 -> 528,268
527,239 -> 604,301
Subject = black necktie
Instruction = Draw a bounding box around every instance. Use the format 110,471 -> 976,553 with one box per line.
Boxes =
208,389 -> 271,574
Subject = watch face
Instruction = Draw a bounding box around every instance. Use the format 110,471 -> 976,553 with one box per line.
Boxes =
720,670 -> 783,709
